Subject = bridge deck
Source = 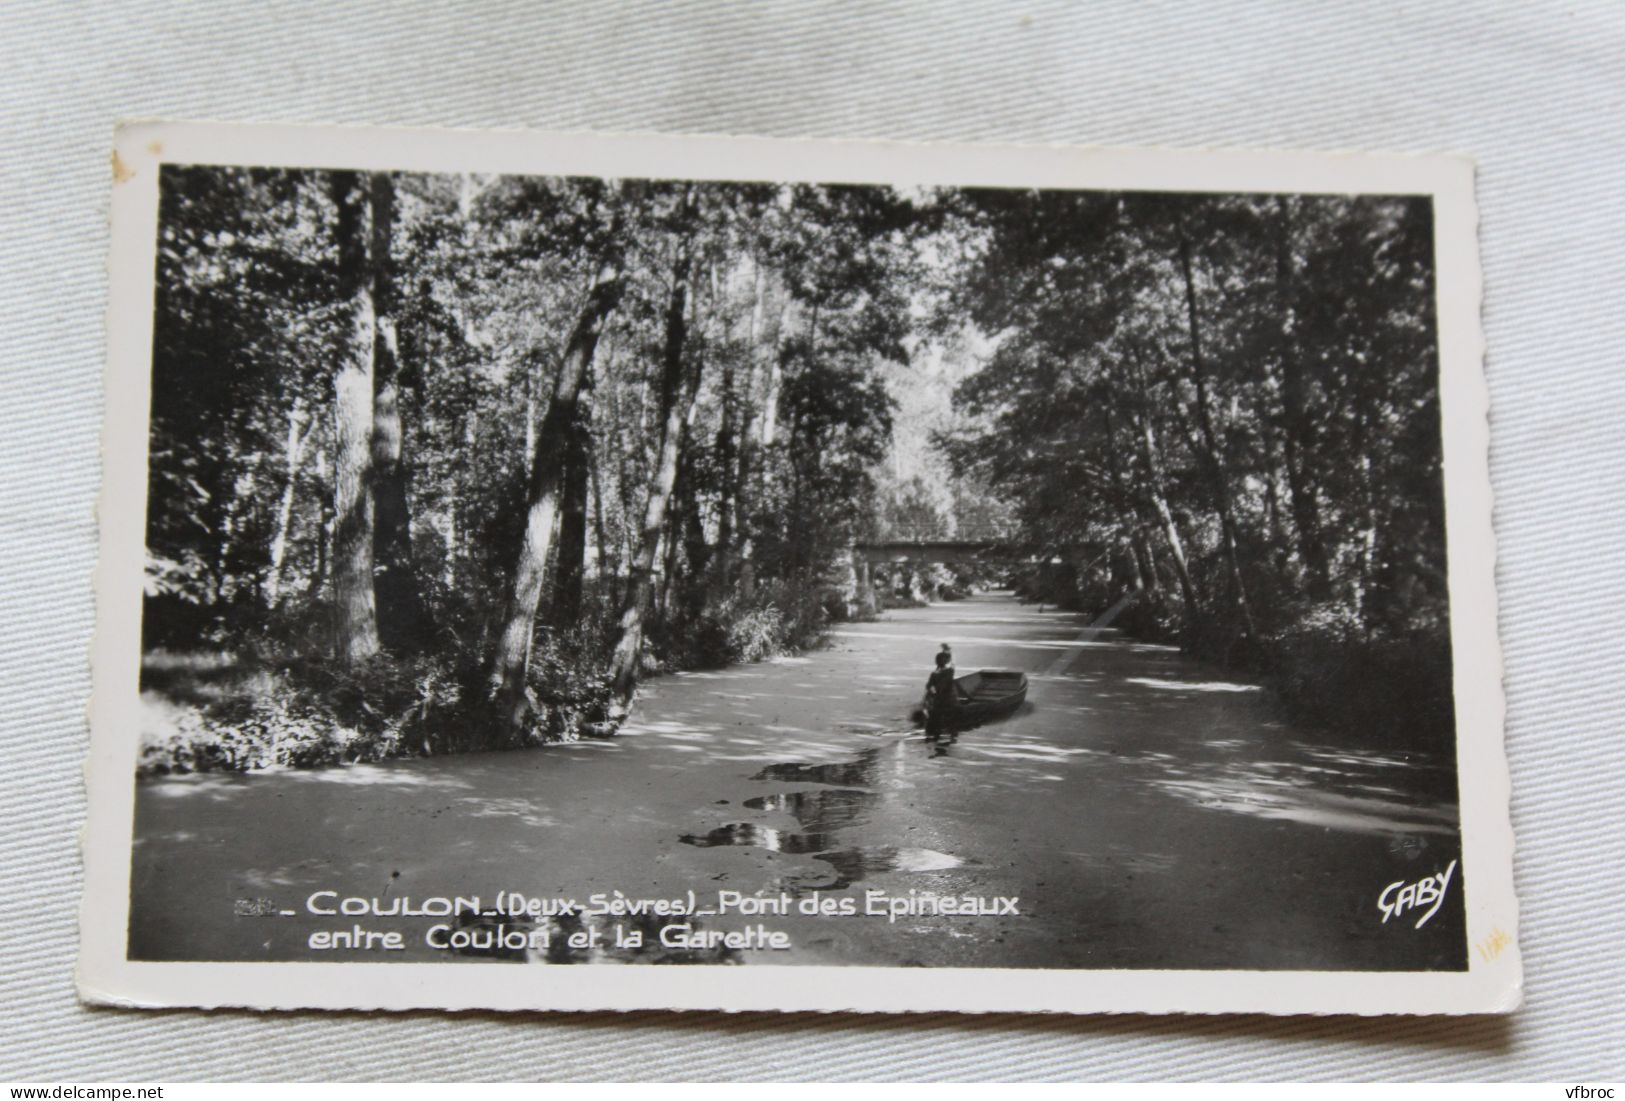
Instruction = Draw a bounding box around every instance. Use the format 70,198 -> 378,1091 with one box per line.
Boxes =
852,539 -> 1037,564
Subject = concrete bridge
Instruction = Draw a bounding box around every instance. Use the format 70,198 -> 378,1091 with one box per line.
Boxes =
843,537 -> 1043,613
851,538 -> 1039,567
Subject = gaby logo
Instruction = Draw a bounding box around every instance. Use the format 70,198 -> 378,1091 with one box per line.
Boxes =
1377,859 -> 1458,928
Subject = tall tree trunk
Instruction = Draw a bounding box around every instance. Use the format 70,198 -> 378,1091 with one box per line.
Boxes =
608,229 -> 698,711
607,368 -> 643,605
1263,431 -> 1293,578
713,337 -> 738,597
781,306 -> 818,586
367,173 -> 431,651
679,429 -> 710,621
307,444 -> 331,603
713,256 -> 758,597
218,449 -> 265,607
1177,234 -> 1255,638
443,416 -> 475,590
552,394 -> 592,624
667,382 -> 710,621
734,270 -> 766,601
487,258 -> 624,730
1274,197 -> 1332,598
660,394 -> 705,621
589,444 -> 611,580
264,398 -> 311,607
658,466 -> 683,621
785,415 -> 808,586
328,171 -> 382,664
1353,402 -> 1381,634
736,293 -> 792,600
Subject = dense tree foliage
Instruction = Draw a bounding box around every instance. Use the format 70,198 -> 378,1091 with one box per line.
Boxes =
939,189 -> 1452,744
142,167 -> 928,765
140,168 -> 1453,771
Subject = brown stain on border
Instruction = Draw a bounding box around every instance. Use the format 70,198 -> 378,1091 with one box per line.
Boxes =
111,151 -> 134,184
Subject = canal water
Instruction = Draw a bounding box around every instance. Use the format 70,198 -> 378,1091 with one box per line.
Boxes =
129,591 -> 1466,970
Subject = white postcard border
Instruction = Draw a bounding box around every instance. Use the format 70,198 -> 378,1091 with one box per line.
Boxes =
81,121 -> 1519,1015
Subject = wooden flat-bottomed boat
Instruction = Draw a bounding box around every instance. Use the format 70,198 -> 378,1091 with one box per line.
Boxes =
923,669 -> 1028,729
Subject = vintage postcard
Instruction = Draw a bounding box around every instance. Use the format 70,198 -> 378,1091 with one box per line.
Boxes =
81,122 -> 1519,1015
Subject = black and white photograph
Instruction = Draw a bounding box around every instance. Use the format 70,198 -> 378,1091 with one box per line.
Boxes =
80,124 -> 1516,1015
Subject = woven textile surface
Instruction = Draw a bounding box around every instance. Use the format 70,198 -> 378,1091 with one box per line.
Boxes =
1,0 -> 1621,1081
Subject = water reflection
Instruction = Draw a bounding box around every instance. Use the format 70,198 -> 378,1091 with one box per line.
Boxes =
815,846 -> 962,886
681,821 -> 828,854
1124,677 -> 1261,694
753,747 -> 883,787
679,822 -> 961,890
683,743 -> 969,889
681,785 -> 880,863
744,788 -> 874,830
1145,755 -> 1459,837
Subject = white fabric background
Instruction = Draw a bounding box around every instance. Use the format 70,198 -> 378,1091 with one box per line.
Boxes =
2,0 -> 1621,1082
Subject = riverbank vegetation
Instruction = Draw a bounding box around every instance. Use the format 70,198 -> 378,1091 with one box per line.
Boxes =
139,169 -> 1453,773
940,191 -> 1453,753
141,169 -> 932,772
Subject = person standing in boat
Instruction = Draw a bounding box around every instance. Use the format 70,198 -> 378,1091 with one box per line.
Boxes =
924,644 -> 958,738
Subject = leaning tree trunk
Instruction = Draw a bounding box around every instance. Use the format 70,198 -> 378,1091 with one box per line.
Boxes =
1100,404 -> 1154,595
1141,428 -> 1201,634
328,171 -> 381,664
1132,534 -> 1158,593
1129,397 -> 1202,640
487,259 -> 625,732
607,235 -> 698,711
367,172 -> 432,651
